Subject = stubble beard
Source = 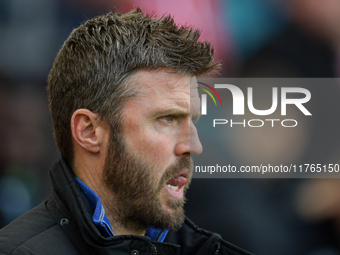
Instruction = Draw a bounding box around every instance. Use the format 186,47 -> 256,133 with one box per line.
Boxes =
102,129 -> 192,232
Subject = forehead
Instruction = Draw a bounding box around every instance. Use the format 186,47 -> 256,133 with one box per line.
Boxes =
122,69 -> 201,121
130,69 -> 191,97
124,69 -> 201,119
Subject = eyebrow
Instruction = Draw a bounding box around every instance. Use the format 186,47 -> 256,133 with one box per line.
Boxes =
152,106 -> 202,123
153,108 -> 190,118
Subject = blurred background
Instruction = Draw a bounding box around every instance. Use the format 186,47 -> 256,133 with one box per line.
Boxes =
1,0 -> 340,254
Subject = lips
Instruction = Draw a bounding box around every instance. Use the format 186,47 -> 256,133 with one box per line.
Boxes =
165,169 -> 189,200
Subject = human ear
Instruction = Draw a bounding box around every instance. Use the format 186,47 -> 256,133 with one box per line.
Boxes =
71,109 -> 107,153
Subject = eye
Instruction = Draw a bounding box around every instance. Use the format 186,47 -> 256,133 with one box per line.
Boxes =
164,115 -> 173,122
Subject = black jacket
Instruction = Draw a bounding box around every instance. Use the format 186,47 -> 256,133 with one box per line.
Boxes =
0,159 -> 252,255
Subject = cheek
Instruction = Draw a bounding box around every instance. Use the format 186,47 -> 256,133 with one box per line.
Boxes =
125,122 -> 173,161
122,113 -> 178,169
141,136 -> 172,163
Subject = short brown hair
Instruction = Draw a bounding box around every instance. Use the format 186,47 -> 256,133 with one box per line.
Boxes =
48,9 -> 218,163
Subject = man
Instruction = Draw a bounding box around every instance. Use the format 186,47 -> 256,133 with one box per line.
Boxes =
0,9 -> 251,255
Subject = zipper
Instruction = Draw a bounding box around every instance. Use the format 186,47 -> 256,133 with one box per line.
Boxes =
214,242 -> 220,255
150,243 -> 157,255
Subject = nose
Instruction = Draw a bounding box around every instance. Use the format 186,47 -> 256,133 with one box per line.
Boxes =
174,120 -> 203,156
190,122 -> 203,155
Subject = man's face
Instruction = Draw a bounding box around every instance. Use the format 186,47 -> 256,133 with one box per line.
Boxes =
102,69 -> 202,231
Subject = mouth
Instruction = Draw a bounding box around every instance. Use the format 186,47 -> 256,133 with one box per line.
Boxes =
165,169 -> 189,200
